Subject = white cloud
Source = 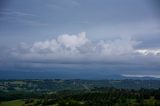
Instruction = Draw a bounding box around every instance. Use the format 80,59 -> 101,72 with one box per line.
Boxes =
9,32 -> 160,64
135,49 -> 160,56
57,32 -> 89,49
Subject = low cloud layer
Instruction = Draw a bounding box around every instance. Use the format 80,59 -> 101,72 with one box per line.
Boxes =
0,32 -> 160,77
7,32 -> 159,65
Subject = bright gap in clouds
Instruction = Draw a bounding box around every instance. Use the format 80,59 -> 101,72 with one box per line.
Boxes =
122,74 -> 160,78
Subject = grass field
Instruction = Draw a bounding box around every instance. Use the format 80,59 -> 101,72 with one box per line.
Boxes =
1,100 -> 24,106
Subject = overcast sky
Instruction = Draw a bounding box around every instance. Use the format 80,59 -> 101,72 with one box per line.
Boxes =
0,0 -> 160,78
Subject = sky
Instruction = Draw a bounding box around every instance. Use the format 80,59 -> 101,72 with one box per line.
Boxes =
0,0 -> 160,79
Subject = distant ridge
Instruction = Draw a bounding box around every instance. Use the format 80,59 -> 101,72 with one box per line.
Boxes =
0,70 -> 160,80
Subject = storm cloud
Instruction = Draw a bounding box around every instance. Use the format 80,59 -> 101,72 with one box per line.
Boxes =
4,32 -> 159,65
0,0 -> 160,78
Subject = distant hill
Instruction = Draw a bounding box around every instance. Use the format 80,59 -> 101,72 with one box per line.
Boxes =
0,70 -> 160,80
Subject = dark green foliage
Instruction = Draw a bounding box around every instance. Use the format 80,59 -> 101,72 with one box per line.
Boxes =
1,79 -> 160,106
58,100 -> 84,106
24,99 -> 34,104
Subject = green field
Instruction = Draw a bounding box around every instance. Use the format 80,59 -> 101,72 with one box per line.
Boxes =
1,100 -> 24,106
